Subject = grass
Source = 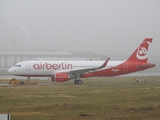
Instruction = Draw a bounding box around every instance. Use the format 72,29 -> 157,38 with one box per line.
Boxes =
0,76 -> 160,120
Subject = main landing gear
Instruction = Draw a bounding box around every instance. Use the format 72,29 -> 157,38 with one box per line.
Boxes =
74,74 -> 83,84
74,79 -> 83,85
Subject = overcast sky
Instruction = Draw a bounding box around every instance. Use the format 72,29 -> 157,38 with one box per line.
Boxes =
0,0 -> 160,56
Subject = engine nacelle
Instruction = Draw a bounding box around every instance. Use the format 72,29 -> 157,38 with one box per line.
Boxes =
51,73 -> 69,82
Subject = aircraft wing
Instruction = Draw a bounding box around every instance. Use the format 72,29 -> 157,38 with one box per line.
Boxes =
61,57 -> 110,74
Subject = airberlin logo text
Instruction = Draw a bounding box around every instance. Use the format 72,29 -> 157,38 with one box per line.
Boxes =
33,62 -> 73,70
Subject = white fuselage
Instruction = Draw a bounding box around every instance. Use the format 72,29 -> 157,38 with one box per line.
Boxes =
8,60 -> 124,76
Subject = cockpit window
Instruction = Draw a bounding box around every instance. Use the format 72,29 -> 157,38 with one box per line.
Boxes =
15,64 -> 21,67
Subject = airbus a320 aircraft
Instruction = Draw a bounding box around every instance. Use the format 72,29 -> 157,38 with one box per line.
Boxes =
8,38 -> 155,84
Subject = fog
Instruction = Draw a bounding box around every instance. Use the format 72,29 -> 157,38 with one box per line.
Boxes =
0,0 -> 160,55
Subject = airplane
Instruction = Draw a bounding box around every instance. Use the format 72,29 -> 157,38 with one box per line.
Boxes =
8,38 -> 155,84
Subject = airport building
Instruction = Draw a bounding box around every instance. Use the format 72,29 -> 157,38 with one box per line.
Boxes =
0,50 -> 108,68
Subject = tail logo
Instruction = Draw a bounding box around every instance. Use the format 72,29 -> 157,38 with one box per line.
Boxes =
136,43 -> 149,60
139,47 -> 147,55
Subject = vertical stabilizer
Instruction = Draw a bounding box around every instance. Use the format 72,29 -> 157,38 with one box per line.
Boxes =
126,38 -> 153,63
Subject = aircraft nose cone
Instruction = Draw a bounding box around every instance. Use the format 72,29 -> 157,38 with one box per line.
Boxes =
8,68 -> 14,74
8,68 -> 12,73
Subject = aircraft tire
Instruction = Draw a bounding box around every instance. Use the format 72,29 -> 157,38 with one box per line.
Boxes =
78,80 -> 83,84
74,80 -> 79,84
20,82 -> 24,85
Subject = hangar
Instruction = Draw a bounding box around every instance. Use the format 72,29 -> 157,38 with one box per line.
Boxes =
0,50 -> 107,69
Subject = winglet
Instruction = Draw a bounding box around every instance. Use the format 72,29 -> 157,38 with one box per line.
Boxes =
100,57 -> 110,68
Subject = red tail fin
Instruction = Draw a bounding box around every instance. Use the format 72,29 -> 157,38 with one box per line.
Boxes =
126,38 -> 153,63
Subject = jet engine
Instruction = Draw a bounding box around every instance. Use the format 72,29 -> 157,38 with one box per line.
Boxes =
51,73 -> 69,82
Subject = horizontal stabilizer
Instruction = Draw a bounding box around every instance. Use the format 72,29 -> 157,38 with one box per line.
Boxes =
136,63 -> 156,68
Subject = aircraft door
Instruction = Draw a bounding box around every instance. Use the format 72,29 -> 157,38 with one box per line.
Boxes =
123,62 -> 128,71
26,62 -> 31,71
